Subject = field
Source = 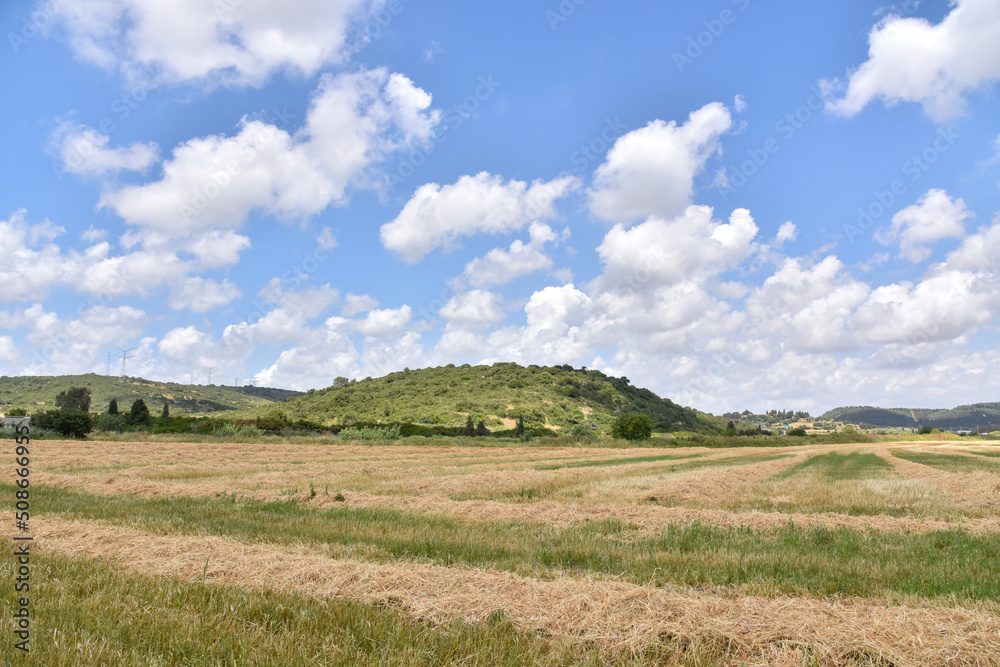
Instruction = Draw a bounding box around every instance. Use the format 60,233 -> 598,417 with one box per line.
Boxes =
5,437 -> 1000,665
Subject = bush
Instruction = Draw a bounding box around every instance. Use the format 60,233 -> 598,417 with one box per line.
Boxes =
56,386 -> 91,412
33,409 -> 92,438
6,407 -> 27,417
569,423 -> 598,441
611,414 -> 654,441
95,413 -> 128,433
339,425 -> 401,441
787,427 -> 808,437
256,408 -> 290,431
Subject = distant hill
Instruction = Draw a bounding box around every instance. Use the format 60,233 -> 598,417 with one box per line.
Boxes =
282,362 -> 717,432
0,374 -> 303,415
821,403 -> 1000,430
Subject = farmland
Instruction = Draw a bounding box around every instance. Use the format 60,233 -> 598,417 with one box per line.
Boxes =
4,437 -> 1000,665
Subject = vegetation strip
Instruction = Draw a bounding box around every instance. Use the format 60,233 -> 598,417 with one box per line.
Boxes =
21,515 -> 1000,666
533,452 -> 705,470
775,452 -> 896,481
893,450 -> 1000,473
0,550 -> 644,667
13,483 -> 1000,601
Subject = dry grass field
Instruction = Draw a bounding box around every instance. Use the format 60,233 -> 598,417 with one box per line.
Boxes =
5,436 -> 1000,665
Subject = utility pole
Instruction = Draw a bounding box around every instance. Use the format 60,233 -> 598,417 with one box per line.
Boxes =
116,346 -> 136,383
190,370 -> 195,385
106,351 -> 112,377
206,367 -> 215,385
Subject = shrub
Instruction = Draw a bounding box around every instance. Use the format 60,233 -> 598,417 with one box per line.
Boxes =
787,427 -> 808,437
33,409 -> 92,438
95,413 -> 128,433
610,414 -> 654,441
256,408 -> 290,431
6,407 -> 27,417
569,423 -> 598,441
339,425 -> 401,441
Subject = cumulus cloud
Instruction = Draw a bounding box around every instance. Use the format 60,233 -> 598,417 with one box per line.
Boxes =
52,122 -> 158,177
48,0 -> 381,87
588,103 -> 732,223
459,222 -> 559,288
101,68 -> 440,236
877,189 -> 972,262
341,293 -> 380,316
354,305 -> 412,338
381,172 -> 578,262
823,0 -> 1000,120
591,206 -> 758,294
440,290 -> 505,327
167,277 -> 242,313
775,221 -> 797,245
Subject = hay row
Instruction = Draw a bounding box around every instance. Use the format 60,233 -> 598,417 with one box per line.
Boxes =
22,515 -> 1000,666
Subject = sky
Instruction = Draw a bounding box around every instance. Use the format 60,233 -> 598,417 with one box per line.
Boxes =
2,0 -> 1000,415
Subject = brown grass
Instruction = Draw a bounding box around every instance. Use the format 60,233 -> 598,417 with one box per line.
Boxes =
22,514 -> 1000,666
878,448 -> 1000,513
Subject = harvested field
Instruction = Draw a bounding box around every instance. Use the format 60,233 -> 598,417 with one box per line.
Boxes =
14,437 -> 1000,665
21,515 -> 1000,666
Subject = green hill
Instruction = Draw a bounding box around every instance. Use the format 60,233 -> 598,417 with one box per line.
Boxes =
821,403 -> 1000,430
282,362 -> 717,432
0,374 -> 303,415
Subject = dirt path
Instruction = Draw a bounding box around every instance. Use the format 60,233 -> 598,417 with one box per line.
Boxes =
25,515 -> 1000,666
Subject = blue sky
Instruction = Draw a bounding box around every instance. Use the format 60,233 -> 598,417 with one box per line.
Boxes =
2,0 -> 1000,414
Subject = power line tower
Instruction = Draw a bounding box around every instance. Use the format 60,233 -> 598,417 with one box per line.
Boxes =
190,370 -> 196,385
117,346 -> 136,383
106,351 -> 112,376
206,367 -> 215,385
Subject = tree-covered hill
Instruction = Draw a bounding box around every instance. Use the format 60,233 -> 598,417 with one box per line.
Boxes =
0,374 -> 303,415
282,362 -> 717,432
821,403 -> 1000,430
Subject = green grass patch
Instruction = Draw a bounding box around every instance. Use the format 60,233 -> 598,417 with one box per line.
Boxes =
1,550 -> 710,666
776,452 -> 895,481
18,484 -> 1000,603
533,452 -> 705,470
893,450 -> 1000,473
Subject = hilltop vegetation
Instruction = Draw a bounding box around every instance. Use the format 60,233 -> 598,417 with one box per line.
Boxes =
821,403 -> 1000,430
0,374 -> 302,415
282,362 -> 716,433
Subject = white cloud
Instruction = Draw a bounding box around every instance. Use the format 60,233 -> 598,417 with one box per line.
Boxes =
459,222 -> 558,288
877,189 -> 972,262
775,221 -> 797,245
380,172 -> 578,262
101,69 -> 440,236
591,206 -> 758,294
588,103 -> 732,223
48,0 -> 381,87
52,122 -> 158,177
342,293 -> 380,316
823,0 -> 1000,120
354,305 -> 412,338
168,277 -> 242,313
440,290 -> 505,327
23,304 -> 147,375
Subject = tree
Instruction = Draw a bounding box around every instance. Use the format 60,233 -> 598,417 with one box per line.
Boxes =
108,399 -> 119,415
515,414 -> 525,437
129,399 -> 151,426
611,414 -> 654,441
56,386 -> 91,412
256,408 -> 290,431
474,420 -> 490,437
6,408 -> 27,417
332,376 -> 351,388
161,401 -> 170,419
464,415 -> 475,436
723,420 -> 738,437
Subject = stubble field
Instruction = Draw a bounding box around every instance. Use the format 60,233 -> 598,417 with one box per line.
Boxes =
4,436 -> 1000,665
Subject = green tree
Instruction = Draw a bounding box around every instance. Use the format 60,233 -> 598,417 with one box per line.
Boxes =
723,420 -> 738,437
256,408 -> 290,431
464,415 -> 475,436
474,420 -> 490,437
108,399 -> 119,415
515,414 -> 525,437
6,408 -> 27,417
611,414 -> 654,441
96,413 -> 127,433
161,401 -> 170,419
787,427 -> 808,437
129,399 -> 151,426
55,386 -> 91,412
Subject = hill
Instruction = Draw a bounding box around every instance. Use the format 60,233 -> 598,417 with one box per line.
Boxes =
0,374 -> 303,415
282,362 -> 717,432
821,403 -> 1000,430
